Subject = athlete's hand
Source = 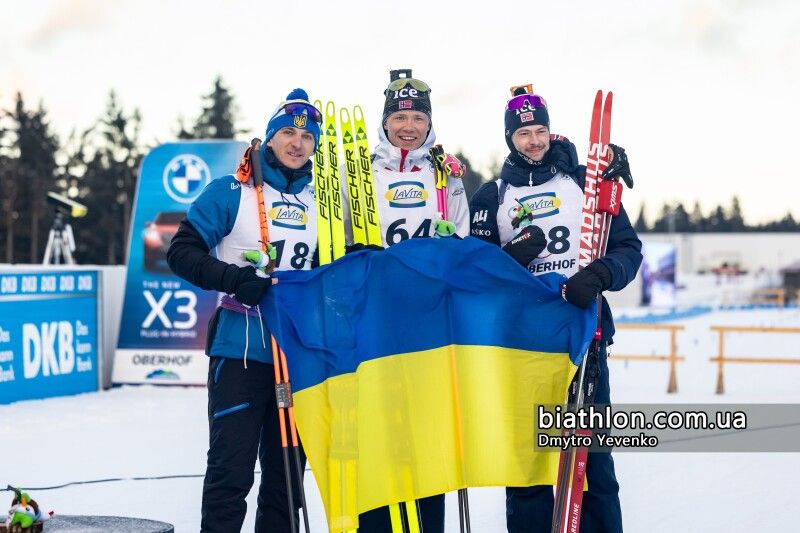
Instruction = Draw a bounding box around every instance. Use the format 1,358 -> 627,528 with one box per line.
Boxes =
233,266 -> 273,306
502,225 -> 546,267
603,143 -> 633,188
561,260 -> 612,309
435,152 -> 467,178
345,243 -> 385,254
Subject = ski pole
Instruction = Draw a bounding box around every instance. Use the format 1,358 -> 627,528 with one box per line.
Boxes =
250,138 -> 310,533
431,144 -> 472,533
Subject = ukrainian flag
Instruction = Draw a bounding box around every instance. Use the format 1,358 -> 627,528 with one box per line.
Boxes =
262,237 -> 595,531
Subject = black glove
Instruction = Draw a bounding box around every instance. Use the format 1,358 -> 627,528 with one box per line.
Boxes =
561,260 -> 612,309
345,243 -> 385,255
502,225 -> 546,267
603,143 -> 633,188
233,266 -> 272,306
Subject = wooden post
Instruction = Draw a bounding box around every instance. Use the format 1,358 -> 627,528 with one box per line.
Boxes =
715,328 -> 726,395
667,327 -> 678,393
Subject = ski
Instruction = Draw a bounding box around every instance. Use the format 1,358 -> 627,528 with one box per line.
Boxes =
341,108 -> 368,245
552,90 -> 616,533
325,102 -> 346,260
355,107 -> 420,533
313,101 -> 423,533
314,99 -> 333,266
314,101 -> 355,533
353,106 -> 382,247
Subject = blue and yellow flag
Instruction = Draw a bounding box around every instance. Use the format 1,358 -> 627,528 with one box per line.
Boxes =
263,237 -> 595,531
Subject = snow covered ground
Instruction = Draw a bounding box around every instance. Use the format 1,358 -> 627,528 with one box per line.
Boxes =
1,307 -> 799,532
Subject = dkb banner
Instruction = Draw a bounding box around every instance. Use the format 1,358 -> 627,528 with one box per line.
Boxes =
113,141 -> 247,385
0,270 -> 99,404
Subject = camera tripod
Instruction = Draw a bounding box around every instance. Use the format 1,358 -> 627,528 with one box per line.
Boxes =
42,211 -> 77,265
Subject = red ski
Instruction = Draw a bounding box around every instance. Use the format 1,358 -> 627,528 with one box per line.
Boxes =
552,90 -> 620,533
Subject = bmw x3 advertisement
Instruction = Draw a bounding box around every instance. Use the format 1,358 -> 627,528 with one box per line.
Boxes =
113,141 -> 247,385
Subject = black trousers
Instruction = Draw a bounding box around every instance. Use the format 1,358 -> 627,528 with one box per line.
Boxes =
201,357 -> 307,533
358,494 -> 445,533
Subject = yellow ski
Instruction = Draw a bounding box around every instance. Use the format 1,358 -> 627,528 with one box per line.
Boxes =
318,102 -> 422,533
325,102 -> 346,260
314,99 -> 333,266
353,106 -> 382,247
340,108 -> 368,245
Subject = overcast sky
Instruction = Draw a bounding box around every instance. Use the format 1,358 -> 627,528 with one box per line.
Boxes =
3,0 -> 798,223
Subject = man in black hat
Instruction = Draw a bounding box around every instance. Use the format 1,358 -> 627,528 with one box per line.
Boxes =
469,88 -> 642,533
352,69 -> 471,533
357,68 -> 469,246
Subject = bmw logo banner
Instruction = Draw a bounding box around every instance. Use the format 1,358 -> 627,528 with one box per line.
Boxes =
113,141 -> 247,385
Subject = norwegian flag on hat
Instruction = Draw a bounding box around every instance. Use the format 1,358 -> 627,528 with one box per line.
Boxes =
399,100 -> 412,109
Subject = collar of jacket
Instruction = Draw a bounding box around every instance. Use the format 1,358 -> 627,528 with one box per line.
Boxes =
372,123 -> 438,172
258,145 -> 313,194
500,138 -> 581,187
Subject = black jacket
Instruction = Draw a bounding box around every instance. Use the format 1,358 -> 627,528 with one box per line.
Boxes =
469,139 -> 642,341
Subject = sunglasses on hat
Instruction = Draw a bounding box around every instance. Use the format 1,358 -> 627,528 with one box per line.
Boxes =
385,78 -> 431,93
509,83 -> 534,96
282,100 -> 323,124
506,94 -> 548,111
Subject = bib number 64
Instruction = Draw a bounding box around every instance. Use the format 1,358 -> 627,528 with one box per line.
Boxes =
385,218 -> 432,245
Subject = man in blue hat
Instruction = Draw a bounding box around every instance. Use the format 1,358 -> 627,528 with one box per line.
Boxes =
168,88 -> 322,533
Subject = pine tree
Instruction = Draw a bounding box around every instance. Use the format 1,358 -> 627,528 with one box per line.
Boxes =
3,93 -> 60,263
56,128 -> 91,200
727,196 -> 745,232
651,203 -> 672,233
75,91 -> 144,264
761,212 -> 799,232
179,76 -> 242,139
779,212 -> 799,231
706,205 -> 728,232
0,123 -> 20,263
672,204 -> 691,232
689,201 -> 705,232
634,203 -> 649,232
175,115 -> 194,140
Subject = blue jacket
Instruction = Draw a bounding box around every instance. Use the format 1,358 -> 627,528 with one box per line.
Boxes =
167,146 -> 314,363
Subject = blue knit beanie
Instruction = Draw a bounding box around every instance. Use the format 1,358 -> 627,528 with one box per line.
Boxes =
264,88 -> 321,148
